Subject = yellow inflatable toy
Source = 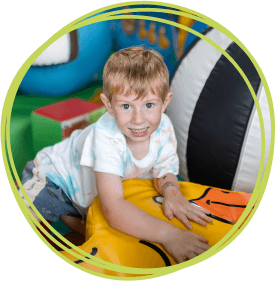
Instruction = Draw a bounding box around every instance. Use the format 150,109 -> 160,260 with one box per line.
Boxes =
60,179 -> 251,276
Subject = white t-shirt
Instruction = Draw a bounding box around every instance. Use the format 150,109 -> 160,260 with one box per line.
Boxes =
35,112 -> 179,213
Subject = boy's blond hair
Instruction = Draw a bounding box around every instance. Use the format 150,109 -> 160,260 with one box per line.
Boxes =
102,46 -> 169,102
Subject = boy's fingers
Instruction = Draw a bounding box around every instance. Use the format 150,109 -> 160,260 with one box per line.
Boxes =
203,208 -> 211,214
199,242 -> 211,251
189,205 -> 211,218
196,234 -> 209,244
192,205 -> 211,215
187,252 -> 197,260
190,207 -> 212,223
200,206 -> 211,214
171,251 -> 187,264
178,256 -> 188,263
186,211 -> 207,227
163,204 -> 174,220
196,211 -> 213,223
166,213 -> 174,221
204,215 -> 213,223
193,217 -> 207,227
195,243 -> 210,254
176,212 -> 193,230
195,234 -> 211,249
201,239 -> 209,244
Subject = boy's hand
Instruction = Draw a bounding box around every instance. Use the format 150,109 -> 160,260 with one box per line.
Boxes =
161,227 -> 210,263
163,185 -> 212,230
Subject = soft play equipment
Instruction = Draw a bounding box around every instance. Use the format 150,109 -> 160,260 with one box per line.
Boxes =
112,6 -> 209,77
112,5 -> 179,77
11,82 -> 102,178
31,98 -> 105,153
167,27 -> 271,193
60,179 -> 250,275
176,14 -> 208,59
175,12 -> 195,59
182,20 -> 208,51
19,22 -> 113,97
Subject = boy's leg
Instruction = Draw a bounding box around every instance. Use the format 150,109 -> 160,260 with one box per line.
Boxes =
18,161 -> 49,223
18,161 -> 86,246
61,215 -> 86,236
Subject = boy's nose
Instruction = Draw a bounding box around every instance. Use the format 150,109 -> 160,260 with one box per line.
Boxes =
132,109 -> 146,125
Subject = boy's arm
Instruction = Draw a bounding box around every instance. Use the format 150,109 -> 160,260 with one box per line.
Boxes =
95,171 -> 210,263
154,173 -> 212,230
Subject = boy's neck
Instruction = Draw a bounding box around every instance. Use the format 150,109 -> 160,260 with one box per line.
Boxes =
126,137 -> 150,160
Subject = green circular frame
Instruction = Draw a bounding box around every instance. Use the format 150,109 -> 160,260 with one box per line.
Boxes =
1,1 -> 274,279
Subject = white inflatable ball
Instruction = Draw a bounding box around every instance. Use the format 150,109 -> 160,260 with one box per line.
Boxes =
166,28 -> 271,193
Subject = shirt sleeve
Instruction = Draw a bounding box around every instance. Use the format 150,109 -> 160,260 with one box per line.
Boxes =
80,126 -> 125,177
152,116 -> 179,178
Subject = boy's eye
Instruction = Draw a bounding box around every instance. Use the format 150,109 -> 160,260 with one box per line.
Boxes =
122,104 -> 131,110
145,103 -> 154,109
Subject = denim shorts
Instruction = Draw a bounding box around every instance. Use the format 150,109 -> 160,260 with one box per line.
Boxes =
17,161 -> 84,222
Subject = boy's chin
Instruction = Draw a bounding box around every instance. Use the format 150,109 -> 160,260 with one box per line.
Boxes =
125,134 -> 150,144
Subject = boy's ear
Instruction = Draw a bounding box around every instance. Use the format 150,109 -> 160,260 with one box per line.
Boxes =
162,92 -> 173,113
100,93 -> 114,115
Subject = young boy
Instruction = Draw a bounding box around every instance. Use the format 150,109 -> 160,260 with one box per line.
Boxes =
19,46 -> 212,263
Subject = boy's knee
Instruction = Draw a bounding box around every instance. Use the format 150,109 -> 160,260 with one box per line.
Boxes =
61,215 -> 86,236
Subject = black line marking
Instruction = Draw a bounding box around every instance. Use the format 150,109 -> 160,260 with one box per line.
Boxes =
74,247 -> 98,264
207,200 -> 247,208
139,240 -> 171,266
189,188 -> 212,203
189,189 -> 253,225
190,202 -> 233,224
189,189 -> 244,225
209,214 -> 234,225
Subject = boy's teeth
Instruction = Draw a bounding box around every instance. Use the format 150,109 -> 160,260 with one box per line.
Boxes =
132,128 -> 147,132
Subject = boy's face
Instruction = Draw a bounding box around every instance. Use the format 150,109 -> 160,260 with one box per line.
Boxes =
100,90 -> 173,145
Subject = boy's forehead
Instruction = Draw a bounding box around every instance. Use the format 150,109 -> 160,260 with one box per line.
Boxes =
113,90 -> 162,102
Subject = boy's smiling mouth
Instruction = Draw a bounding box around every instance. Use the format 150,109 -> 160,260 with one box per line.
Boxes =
129,127 -> 149,137
130,127 -> 148,133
